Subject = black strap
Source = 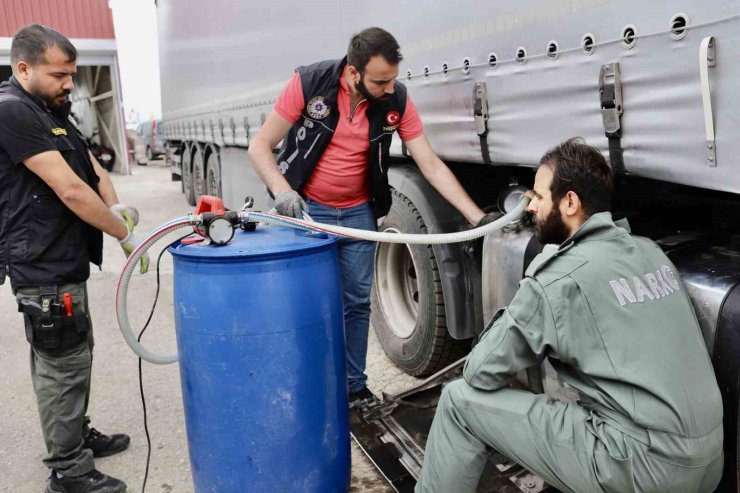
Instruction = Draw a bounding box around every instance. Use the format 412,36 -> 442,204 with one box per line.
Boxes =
600,83 -> 616,109
39,285 -> 57,326
607,132 -> 625,174
479,132 -> 492,165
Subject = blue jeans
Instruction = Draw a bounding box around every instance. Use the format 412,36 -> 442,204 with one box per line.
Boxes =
305,198 -> 376,393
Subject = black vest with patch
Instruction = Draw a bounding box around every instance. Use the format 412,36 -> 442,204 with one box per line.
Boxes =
276,57 -> 407,218
0,78 -> 103,288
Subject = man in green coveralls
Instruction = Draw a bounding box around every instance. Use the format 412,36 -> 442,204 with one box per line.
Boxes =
415,138 -> 724,493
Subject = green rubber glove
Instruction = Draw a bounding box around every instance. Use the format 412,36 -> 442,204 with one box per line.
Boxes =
119,231 -> 150,274
112,204 -> 148,273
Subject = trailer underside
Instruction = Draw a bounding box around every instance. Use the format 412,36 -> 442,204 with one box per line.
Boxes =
350,359 -> 557,493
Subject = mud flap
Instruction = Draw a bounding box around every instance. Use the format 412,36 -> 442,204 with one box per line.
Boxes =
349,359 -> 558,493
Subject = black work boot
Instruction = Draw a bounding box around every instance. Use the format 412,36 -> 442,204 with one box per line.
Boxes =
83,428 -> 131,458
348,386 -> 378,409
46,469 -> 126,493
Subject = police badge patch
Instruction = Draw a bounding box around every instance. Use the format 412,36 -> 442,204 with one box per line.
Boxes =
306,96 -> 330,119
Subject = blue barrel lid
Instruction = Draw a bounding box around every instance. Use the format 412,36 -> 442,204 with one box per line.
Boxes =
168,224 -> 337,260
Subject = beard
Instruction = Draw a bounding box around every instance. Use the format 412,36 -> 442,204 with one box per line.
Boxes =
47,89 -> 70,109
535,206 -> 570,245
28,80 -> 70,109
356,76 -> 390,104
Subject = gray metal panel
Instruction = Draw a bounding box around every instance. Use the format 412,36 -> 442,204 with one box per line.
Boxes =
402,1 -> 740,192
157,0 -> 350,118
394,0 -> 740,192
481,226 -> 536,323
219,146 -> 270,211
159,0 -> 740,193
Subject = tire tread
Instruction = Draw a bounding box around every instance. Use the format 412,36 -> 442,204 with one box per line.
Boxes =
375,190 -> 470,377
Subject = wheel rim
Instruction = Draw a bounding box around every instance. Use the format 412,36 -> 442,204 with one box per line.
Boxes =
193,151 -> 205,197
375,227 -> 419,339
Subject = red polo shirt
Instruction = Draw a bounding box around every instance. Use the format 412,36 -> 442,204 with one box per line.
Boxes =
274,70 -> 424,208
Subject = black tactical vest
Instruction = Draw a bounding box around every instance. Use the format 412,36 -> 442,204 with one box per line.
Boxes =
0,78 -> 103,288
276,57 -> 408,218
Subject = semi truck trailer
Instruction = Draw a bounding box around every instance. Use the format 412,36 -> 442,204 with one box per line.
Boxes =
157,1 -> 740,490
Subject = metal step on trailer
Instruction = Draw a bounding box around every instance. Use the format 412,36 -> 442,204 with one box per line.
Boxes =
350,359 -> 558,493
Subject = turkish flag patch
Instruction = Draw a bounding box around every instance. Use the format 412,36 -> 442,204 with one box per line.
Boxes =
386,110 -> 400,126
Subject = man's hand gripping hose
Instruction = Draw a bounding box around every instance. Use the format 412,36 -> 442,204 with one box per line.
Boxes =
116,196 -> 530,364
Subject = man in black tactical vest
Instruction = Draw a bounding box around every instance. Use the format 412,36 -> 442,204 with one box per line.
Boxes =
0,24 -> 150,493
249,27 -> 497,404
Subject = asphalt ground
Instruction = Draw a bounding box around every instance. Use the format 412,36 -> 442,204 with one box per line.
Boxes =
0,162 -> 420,493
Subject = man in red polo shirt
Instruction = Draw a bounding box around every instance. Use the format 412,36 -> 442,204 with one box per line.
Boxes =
249,27 -> 492,403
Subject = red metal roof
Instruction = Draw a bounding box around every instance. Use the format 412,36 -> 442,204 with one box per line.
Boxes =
0,0 -> 115,39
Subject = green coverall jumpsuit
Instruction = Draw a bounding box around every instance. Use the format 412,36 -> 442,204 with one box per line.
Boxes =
416,212 -> 724,493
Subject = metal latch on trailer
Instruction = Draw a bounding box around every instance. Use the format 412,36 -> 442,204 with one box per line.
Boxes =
473,81 -> 492,164
599,63 -> 625,174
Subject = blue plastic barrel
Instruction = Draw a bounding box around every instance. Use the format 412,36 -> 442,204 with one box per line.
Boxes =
168,225 -> 350,492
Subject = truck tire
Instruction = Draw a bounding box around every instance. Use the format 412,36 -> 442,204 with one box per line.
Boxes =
182,146 -> 196,206
371,189 -> 470,377
205,150 -> 222,198
192,147 -> 206,203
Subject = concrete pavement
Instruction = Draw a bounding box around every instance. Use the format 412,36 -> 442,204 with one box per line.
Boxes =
0,163 -> 419,492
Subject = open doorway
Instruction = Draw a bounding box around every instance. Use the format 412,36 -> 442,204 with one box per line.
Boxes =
70,65 -> 125,172
0,63 -> 127,174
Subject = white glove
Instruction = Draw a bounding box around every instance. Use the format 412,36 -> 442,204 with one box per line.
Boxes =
110,204 -> 140,231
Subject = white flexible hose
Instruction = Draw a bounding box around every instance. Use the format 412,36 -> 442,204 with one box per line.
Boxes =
248,196 -> 529,244
117,197 -> 530,364
116,217 -> 192,365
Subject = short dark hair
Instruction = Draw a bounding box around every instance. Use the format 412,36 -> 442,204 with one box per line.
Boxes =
347,27 -> 402,72
540,138 -> 614,216
10,24 -> 77,66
